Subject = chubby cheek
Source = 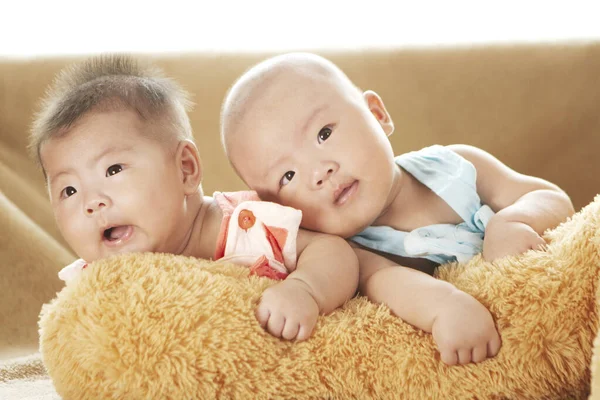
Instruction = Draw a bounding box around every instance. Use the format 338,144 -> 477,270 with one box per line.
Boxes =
138,180 -> 186,240
302,211 -> 353,237
276,192 -> 347,235
115,172 -> 171,216
54,206 -> 77,238
300,212 -> 358,239
296,203 -> 335,234
54,207 -> 95,258
294,196 -> 375,238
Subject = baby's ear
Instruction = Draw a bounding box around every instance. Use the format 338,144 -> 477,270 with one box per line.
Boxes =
363,90 -> 394,136
176,139 -> 203,195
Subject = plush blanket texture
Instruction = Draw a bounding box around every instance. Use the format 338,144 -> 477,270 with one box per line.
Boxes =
36,195 -> 600,399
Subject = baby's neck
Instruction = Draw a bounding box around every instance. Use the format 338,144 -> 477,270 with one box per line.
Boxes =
373,164 -> 412,227
179,193 -> 222,260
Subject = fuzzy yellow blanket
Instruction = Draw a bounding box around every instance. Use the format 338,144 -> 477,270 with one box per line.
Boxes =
38,196 -> 600,400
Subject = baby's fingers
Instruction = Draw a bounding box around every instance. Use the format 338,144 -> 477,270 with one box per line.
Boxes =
458,348 -> 472,365
532,236 -> 548,251
281,320 -> 300,341
440,349 -> 458,366
472,344 -> 488,363
255,303 -> 271,328
488,334 -> 502,357
296,321 -> 316,342
266,312 -> 285,338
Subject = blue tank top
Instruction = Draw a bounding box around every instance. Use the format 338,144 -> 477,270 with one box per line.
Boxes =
351,145 -> 494,264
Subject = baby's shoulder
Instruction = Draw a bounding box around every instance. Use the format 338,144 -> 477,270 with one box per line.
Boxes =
443,144 -> 503,173
444,144 -> 486,158
396,144 -> 471,170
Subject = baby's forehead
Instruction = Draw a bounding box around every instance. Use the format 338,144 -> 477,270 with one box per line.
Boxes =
41,111 -> 167,163
270,66 -> 348,94
250,73 -> 347,118
225,57 -> 359,151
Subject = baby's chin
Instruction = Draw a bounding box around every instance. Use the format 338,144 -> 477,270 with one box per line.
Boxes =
81,245 -> 149,263
303,220 -> 369,239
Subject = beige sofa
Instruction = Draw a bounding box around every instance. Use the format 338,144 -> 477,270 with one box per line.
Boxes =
1,41 -> 599,396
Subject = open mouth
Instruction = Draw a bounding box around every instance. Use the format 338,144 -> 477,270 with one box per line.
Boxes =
334,180 -> 359,206
102,225 -> 133,246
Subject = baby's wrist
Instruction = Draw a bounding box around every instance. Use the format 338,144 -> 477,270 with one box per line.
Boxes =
491,206 -> 533,227
429,283 -> 463,329
285,276 -> 323,312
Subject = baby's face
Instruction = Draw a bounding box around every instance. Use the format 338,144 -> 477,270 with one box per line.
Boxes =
229,74 -> 397,238
41,109 -> 190,262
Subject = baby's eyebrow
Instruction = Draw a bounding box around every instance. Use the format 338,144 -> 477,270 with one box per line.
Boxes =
49,145 -> 134,187
299,105 -> 327,138
261,104 -> 327,182
88,145 -> 134,168
263,154 -> 285,180
260,105 -> 328,181
49,168 -> 76,187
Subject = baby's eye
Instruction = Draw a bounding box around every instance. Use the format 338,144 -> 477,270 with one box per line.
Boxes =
106,164 -> 123,177
61,186 -> 77,198
317,126 -> 332,144
280,171 -> 295,187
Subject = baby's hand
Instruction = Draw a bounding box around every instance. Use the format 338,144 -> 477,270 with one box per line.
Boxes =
483,218 -> 546,261
432,289 -> 501,366
255,278 -> 319,341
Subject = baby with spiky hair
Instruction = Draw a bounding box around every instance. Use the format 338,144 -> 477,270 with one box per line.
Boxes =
31,54 -> 359,342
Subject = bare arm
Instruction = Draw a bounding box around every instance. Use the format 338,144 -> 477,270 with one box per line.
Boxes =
255,229 -> 359,341
355,245 -> 455,332
354,245 -> 501,365
449,144 -> 574,234
449,145 -> 574,261
292,229 -> 360,314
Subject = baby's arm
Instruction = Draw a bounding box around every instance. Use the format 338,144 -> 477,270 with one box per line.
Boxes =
255,230 -> 359,341
449,144 -> 575,261
355,246 -> 501,365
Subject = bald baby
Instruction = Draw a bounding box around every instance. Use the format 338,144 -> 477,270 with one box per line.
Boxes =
221,52 -> 364,179
217,52 -> 576,366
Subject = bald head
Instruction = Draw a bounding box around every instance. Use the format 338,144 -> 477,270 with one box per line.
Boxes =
220,53 -> 361,168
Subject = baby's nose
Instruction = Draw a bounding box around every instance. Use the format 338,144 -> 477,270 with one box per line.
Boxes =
86,201 -> 107,215
316,169 -> 333,186
313,166 -> 336,188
